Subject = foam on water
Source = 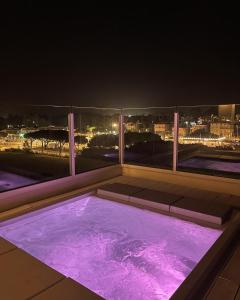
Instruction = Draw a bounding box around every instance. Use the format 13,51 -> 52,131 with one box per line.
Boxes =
0,195 -> 221,299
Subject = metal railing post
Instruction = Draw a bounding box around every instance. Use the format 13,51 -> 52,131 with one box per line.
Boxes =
173,112 -> 179,172
68,112 -> 76,176
119,113 -> 124,165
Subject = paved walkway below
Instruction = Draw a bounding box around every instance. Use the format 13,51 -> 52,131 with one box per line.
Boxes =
0,171 -> 37,192
204,240 -> 240,300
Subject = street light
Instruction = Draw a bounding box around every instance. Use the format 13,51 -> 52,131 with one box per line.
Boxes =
111,123 -> 118,134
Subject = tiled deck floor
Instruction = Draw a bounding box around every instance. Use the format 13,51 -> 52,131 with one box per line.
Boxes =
204,240 -> 240,300
0,175 -> 239,300
0,237 -> 103,300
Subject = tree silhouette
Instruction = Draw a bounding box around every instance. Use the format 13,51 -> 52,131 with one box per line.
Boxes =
75,135 -> 88,145
88,132 -> 161,148
88,134 -> 118,148
25,130 -> 69,155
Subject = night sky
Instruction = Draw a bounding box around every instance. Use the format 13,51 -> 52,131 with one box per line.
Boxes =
1,3 -> 240,108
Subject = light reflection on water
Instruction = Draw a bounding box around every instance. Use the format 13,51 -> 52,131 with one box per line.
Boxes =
0,196 -> 221,299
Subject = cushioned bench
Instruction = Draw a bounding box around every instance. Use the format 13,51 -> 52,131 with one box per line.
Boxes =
170,197 -> 231,225
129,189 -> 183,212
97,183 -> 144,201
97,183 -> 232,224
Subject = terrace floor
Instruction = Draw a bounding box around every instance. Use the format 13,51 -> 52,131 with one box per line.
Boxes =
204,239 -> 240,300
0,174 -> 239,299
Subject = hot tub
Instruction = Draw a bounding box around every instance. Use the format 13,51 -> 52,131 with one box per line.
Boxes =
0,195 -> 221,299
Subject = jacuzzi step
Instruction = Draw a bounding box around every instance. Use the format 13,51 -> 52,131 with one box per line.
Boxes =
129,189 -> 183,212
170,197 -> 231,225
97,183 -> 144,201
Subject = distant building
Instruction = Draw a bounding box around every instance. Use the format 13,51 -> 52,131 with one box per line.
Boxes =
218,104 -> 235,121
178,127 -> 189,137
39,125 -> 68,131
179,129 -> 225,147
125,121 -> 142,132
210,122 -> 234,139
19,127 -> 38,135
1,129 -> 20,140
154,123 -> 172,140
190,124 -> 208,133
179,136 -> 225,147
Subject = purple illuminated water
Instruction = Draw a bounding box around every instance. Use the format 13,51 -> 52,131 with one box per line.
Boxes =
0,196 -> 221,299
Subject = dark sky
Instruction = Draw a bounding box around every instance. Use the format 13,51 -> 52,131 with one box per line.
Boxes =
1,2 -> 240,108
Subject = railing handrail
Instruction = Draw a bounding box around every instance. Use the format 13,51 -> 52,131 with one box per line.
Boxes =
1,103 -> 239,110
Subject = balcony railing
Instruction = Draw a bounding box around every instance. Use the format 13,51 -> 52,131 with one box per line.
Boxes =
0,104 -> 239,193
